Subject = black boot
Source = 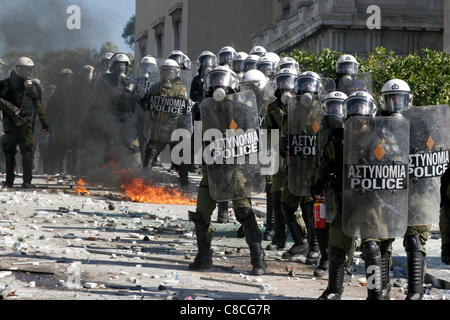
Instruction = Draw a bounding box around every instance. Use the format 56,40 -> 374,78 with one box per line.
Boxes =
281,203 -> 308,259
263,186 -> 275,241
266,191 -> 287,250
405,235 -> 425,300
361,241 -> 383,300
217,201 -> 229,223
188,211 -> 213,270
142,148 -> 160,169
304,201 -> 320,265
4,151 -> 16,188
19,142 -> 36,188
318,246 -> 346,300
235,207 -> 266,275
380,240 -> 392,300
313,224 -> 330,277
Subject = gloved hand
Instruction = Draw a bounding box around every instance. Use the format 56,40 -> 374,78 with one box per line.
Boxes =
279,140 -> 289,158
314,179 -> 325,200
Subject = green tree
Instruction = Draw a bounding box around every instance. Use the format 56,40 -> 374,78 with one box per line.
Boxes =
122,15 -> 136,51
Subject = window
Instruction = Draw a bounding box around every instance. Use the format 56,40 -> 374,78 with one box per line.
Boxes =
151,17 -> 165,58
169,4 -> 183,51
281,0 -> 291,16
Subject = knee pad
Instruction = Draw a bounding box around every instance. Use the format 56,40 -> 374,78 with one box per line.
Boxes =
404,235 -> 422,253
361,241 -> 381,260
188,210 -> 204,224
234,207 -> 254,223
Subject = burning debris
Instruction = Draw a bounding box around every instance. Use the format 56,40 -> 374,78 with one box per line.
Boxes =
74,179 -> 90,195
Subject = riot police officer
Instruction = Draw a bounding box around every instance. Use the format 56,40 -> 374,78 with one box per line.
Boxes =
93,52 -> 141,166
315,91 -> 409,300
280,71 -> 328,261
140,59 -> 190,189
46,68 -> 78,174
231,52 -> 249,81
93,51 -> 114,86
263,68 -> 299,251
380,79 -> 446,300
335,54 -> 369,95
0,57 -> 49,188
189,65 -> 267,275
218,46 -> 237,67
310,91 -> 347,277
239,69 -> 276,240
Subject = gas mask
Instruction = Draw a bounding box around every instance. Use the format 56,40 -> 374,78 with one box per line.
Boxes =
213,88 -> 226,102
341,75 -> 353,86
281,91 -> 292,104
301,93 -> 313,107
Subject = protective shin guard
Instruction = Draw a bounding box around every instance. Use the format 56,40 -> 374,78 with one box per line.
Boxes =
405,235 -> 425,300
380,241 -> 392,300
361,241 -> 383,300
188,211 -> 213,270
235,207 -> 266,275
142,148 -> 160,168
318,246 -> 346,300
263,186 -> 275,241
266,191 -> 286,250
281,203 -> 308,258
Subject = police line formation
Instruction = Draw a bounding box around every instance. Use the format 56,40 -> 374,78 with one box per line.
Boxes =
0,45 -> 449,301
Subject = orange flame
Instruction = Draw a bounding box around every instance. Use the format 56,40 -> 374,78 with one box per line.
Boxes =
100,154 -> 196,205
74,178 -> 90,195
120,176 -> 196,205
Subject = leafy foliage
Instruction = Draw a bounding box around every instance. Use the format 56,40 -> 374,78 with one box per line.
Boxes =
290,47 -> 450,107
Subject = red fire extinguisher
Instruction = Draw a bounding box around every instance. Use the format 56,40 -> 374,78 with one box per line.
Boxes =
314,198 -> 326,229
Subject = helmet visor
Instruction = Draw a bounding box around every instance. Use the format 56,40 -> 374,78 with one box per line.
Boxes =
324,99 -> 344,115
344,97 -> 376,117
160,66 -> 180,81
242,60 -> 257,72
277,62 -> 299,73
17,66 -> 34,80
256,62 -> 275,77
295,77 -> 321,94
168,54 -> 191,70
218,52 -> 234,65
199,55 -> 217,68
139,62 -> 156,77
381,92 -> 411,113
206,70 -> 235,90
274,74 -> 295,91
337,62 -> 358,75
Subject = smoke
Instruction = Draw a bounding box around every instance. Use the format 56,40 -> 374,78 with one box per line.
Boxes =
0,0 -> 133,57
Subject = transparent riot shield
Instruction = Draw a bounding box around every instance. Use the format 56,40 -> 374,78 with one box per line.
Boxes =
316,114 -> 344,221
321,78 -> 337,95
146,74 -> 193,144
407,105 -> 450,226
338,72 -> 373,96
287,94 -> 324,196
342,116 -> 410,238
200,90 -> 266,201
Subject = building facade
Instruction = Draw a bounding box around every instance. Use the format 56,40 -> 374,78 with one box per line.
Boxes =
135,0 -> 446,69
135,0 -> 273,67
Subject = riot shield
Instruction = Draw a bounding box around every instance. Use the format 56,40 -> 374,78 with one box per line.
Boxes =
200,90 -> 265,201
321,78 -> 337,95
342,116 -> 410,238
338,72 -> 373,96
316,114 -> 344,221
287,94 -> 324,196
137,58 -> 164,98
407,105 -> 450,226
146,74 -> 193,144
